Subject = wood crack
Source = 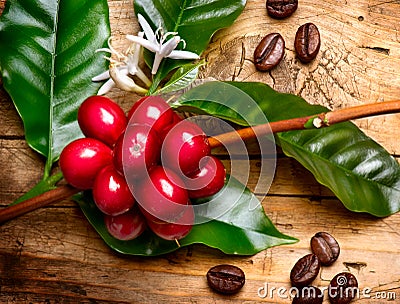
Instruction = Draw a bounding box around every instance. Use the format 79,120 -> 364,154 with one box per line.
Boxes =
359,45 -> 391,56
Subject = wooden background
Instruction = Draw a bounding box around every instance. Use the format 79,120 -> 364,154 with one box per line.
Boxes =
0,0 -> 399,303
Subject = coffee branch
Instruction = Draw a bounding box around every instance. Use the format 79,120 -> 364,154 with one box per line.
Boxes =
1,99 -> 400,224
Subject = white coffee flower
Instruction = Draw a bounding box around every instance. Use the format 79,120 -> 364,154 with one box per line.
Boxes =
127,14 -> 200,75
92,35 -> 150,95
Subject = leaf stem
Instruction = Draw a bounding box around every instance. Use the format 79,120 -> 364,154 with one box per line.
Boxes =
1,99 -> 399,223
43,155 -> 53,180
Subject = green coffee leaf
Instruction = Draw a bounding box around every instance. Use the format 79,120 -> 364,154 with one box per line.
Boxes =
0,0 -> 110,165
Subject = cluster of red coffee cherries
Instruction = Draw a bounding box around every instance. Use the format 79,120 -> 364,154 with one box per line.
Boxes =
59,95 -> 226,242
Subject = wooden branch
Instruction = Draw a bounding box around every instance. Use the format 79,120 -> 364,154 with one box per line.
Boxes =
208,100 -> 400,148
0,185 -> 80,223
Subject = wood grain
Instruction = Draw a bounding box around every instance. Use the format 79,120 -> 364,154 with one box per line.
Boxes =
0,0 -> 399,303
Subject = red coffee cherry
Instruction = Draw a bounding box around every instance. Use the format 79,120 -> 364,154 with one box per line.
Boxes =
78,96 -> 127,147
146,204 -> 194,241
135,166 -> 189,223
113,123 -> 161,179
59,138 -> 113,189
161,120 -> 211,176
158,112 -> 183,141
127,95 -> 175,134
104,207 -> 147,241
92,165 -> 135,216
186,156 -> 226,199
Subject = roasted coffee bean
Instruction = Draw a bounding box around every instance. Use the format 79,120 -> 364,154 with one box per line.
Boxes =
294,23 -> 321,63
292,286 -> 323,304
328,272 -> 358,304
266,0 -> 298,19
206,264 -> 245,294
254,33 -> 285,71
311,232 -> 340,266
290,254 -> 320,287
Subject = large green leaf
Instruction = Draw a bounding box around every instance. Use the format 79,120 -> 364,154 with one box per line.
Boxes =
0,0 -> 110,164
76,176 -> 297,256
173,81 -> 400,217
133,0 -> 246,94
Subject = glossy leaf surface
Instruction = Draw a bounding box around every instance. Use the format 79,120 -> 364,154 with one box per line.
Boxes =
157,61 -> 203,95
76,176 -> 297,256
174,81 -> 400,217
0,0 -> 110,163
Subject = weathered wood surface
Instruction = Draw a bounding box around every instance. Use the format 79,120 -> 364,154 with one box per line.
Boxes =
0,0 -> 399,303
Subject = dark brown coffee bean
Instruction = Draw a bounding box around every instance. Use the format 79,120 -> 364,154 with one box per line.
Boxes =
294,23 -> 321,63
290,254 -> 320,287
328,272 -> 358,304
266,0 -> 298,19
311,232 -> 340,266
292,286 -> 323,304
254,33 -> 285,71
206,264 -> 245,294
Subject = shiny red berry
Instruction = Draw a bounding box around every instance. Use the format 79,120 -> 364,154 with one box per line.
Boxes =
78,95 -> 127,147
158,112 -> 183,141
59,138 -> 113,189
186,156 -> 226,199
161,120 -> 211,176
93,165 -> 135,216
104,207 -> 147,241
135,166 -> 189,222
146,204 -> 194,241
127,95 -> 174,134
113,123 -> 161,179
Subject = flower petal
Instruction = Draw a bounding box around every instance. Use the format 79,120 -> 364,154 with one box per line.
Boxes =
97,78 -> 115,95
160,36 -> 180,57
151,53 -> 164,75
126,34 -> 159,53
92,70 -> 110,81
126,31 -> 143,75
168,50 -> 200,60
109,66 -> 147,94
137,14 -> 156,43
127,55 -> 138,75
